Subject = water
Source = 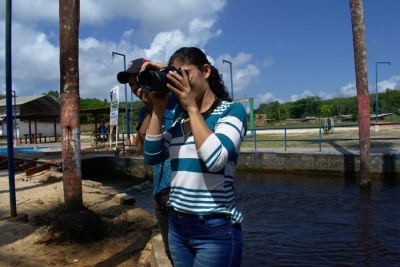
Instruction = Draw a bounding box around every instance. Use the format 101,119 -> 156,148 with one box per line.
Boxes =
130,172 -> 400,266
0,146 -> 61,154
236,171 -> 400,266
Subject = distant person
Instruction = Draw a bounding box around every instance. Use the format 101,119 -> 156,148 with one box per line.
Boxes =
100,123 -> 107,141
117,58 -> 178,262
144,47 -> 246,267
105,124 -> 110,140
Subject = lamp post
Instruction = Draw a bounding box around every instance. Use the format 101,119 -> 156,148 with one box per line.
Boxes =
222,59 -> 234,100
12,91 -> 17,143
375,61 -> 391,123
112,51 -> 130,139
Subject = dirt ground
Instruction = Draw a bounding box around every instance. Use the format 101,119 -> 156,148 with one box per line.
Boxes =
0,169 -> 158,267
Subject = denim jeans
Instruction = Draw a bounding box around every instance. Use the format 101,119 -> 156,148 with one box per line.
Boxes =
168,209 -> 243,267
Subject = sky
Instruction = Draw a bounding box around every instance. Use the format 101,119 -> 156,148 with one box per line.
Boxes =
1,0 -> 399,109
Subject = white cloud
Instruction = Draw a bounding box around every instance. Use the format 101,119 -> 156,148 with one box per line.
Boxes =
7,0 -> 59,23
0,21 -> 59,96
216,53 -> 260,98
333,76 -> 399,101
290,90 -> 313,102
0,0 -> 230,100
337,82 -> 356,98
378,75 -> 400,92
262,56 -> 274,68
287,75 -> 400,104
257,92 -> 275,105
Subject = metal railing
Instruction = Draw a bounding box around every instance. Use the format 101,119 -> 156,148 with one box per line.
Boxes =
121,132 -> 137,156
117,122 -> 400,155
244,122 -> 400,152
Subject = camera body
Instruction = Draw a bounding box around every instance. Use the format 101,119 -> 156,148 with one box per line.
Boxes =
137,66 -> 182,93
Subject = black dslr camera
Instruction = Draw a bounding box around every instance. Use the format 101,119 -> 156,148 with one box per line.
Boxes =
137,66 -> 182,93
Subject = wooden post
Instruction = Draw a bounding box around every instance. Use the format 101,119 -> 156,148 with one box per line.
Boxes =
350,0 -> 371,189
59,0 -> 83,209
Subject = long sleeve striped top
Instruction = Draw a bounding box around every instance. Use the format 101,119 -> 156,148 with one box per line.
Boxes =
144,100 -> 247,224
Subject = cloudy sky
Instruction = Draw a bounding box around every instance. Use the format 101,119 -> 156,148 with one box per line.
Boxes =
1,0 -> 399,108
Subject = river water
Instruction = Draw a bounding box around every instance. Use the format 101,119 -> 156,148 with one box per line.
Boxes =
131,171 -> 400,266
235,171 -> 400,266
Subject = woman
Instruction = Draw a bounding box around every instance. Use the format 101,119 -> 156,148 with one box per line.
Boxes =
144,47 -> 246,267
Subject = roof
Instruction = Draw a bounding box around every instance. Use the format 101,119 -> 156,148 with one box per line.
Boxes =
0,95 -> 46,106
0,95 -> 60,120
0,95 -> 136,120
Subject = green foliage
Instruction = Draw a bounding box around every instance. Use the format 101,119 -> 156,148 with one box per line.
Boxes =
379,89 -> 400,114
80,98 -> 110,123
78,97 -> 144,125
320,104 -> 334,118
257,101 -> 289,122
288,96 -> 322,118
43,90 -> 60,102
254,89 -> 400,120
80,98 -> 109,109
39,88 -> 400,125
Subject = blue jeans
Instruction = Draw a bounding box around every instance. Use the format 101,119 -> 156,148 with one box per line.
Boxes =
168,209 -> 243,267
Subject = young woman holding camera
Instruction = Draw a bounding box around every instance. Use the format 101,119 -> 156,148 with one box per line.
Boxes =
144,47 -> 247,267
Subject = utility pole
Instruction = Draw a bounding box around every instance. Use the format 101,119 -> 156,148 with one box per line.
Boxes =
59,0 -> 83,209
350,0 -> 371,189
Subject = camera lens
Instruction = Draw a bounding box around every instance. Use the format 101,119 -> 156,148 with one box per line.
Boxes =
137,66 -> 182,93
137,71 -> 168,93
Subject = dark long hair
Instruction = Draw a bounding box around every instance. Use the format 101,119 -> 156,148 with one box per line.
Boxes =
168,47 -> 232,101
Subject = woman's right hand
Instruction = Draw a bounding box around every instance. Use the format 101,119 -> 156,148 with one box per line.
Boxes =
146,91 -> 169,136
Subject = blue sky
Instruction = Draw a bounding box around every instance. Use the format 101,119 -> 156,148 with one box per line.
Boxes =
1,0 -> 399,109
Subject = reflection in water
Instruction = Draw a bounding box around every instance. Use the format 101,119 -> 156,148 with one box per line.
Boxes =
235,171 -> 400,266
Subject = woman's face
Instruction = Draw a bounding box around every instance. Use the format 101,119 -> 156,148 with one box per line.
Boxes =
171,60 -> 210,101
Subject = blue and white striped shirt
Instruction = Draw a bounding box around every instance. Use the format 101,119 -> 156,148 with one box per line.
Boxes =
144,101 -> 247,224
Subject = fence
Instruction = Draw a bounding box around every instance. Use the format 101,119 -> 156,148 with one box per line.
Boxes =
116,122 -> 400,155
244,122 -> 400,152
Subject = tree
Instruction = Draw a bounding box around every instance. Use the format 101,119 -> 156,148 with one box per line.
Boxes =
288,96 -> 322,118
320,104 -> 335,118
43,90 -> 60,102
334,90 -> 346,116
269,101 -> 289,122
80,98 -> 109,123
380,89 -> 400,114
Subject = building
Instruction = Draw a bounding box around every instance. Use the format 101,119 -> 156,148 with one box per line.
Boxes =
0,95 -> 61,143
255,113 -> 268,125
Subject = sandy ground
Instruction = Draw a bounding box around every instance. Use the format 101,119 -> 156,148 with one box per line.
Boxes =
0,169 -> 158,267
